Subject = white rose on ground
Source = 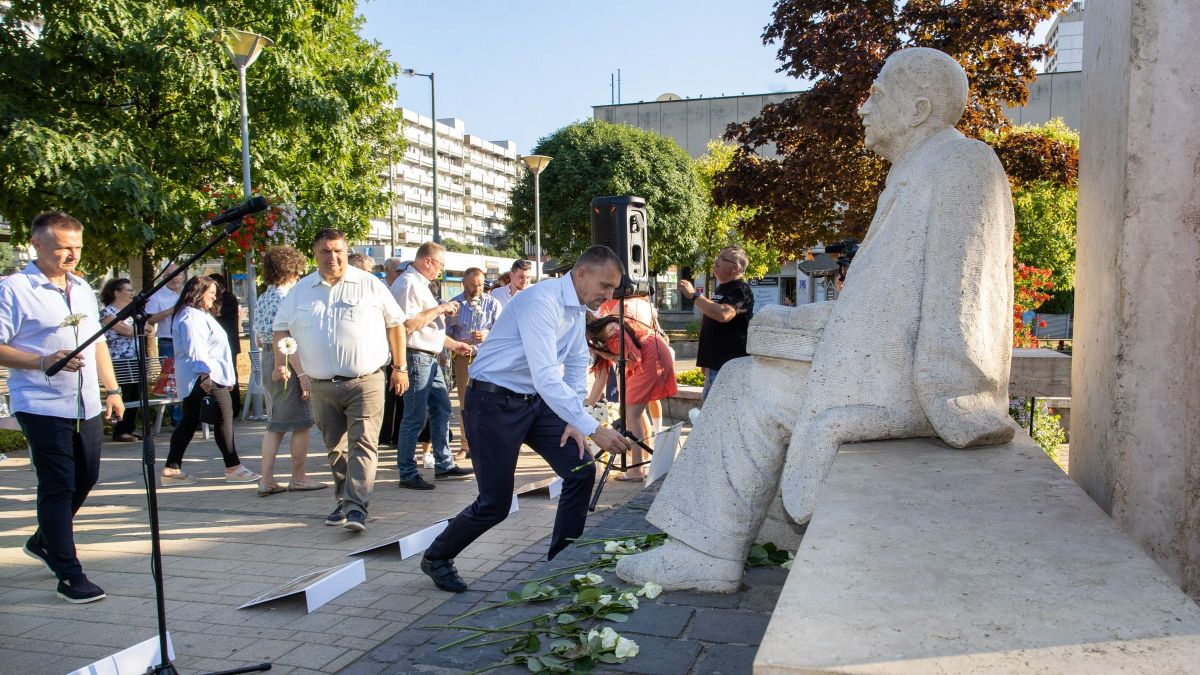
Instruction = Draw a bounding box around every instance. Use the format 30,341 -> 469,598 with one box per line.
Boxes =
614,636 -> 639,659
599,627 -> 619,650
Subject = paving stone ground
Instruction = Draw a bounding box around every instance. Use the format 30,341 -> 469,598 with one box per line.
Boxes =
0,413 -> 645,674
349,485 -> 789,675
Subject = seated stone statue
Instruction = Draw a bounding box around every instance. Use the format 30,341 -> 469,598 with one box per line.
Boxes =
617,47 -> 1017,592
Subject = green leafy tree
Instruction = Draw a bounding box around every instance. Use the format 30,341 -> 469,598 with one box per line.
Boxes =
694,140 -> 782,280
714,0 -> 1071,258
504,120 -> 705,272
441,236 -> 522,259
0,0 -> 402,278
990,119 -> 1078,297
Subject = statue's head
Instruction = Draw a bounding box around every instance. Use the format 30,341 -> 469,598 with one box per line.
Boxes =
858,48 -> 968,161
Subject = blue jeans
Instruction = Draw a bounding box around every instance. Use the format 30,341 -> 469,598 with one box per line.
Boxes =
158,337 -> 182,425
397,352 -> 454,479
701,367 -> 720,400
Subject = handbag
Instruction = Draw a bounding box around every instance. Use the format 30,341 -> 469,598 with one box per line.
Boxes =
198,392 -> 218,425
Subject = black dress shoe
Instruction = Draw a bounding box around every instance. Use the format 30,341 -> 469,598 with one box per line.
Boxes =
435,466 -> 475,479
420,555 -> 468,593
400,475 -> 435,490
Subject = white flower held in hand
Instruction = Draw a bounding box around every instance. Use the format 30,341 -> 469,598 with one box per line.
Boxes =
277,337 -> 298,393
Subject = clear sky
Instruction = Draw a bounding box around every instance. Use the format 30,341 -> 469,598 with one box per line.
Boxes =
356,1 -> 1055,154
356,0 -> 804,153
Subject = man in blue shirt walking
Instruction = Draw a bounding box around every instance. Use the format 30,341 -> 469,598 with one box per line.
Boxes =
421,246 -> 635,592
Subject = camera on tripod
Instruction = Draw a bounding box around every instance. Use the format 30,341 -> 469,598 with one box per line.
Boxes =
824,238 -> 859,281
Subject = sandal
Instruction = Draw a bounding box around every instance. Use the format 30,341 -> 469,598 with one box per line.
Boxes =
287,477 -> 328,491
161,471 -> 198,487
225,466 -> 261,483
257,483 -> 287,497
614,472 -> 644,482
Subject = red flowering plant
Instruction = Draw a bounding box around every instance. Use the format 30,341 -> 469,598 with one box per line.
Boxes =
202,186 -> 301,274
1013,262 -> 1054,348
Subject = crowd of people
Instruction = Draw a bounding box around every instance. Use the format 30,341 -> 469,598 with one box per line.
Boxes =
1,208 -> 757,602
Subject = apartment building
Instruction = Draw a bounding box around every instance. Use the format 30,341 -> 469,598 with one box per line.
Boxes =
368,109 -> 520,250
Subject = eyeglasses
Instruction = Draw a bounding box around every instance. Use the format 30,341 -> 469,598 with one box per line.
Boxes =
718,256 -> 738,266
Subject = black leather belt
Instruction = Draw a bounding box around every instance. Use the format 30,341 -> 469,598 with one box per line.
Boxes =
469,379 -> 538,401
409,348 -> 439,357
312,369 -> 381,383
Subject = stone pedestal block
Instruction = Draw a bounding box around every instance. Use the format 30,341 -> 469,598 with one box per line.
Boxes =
1072,0 -> 1200,598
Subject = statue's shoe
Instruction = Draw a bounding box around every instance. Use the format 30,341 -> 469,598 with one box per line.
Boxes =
615,539 -> 742,593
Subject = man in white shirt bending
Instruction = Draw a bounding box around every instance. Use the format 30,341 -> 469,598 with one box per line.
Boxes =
391,242 -> 473,490
420,246 -> 635,593
146,264 -> 185,424
489,258 -> 532,309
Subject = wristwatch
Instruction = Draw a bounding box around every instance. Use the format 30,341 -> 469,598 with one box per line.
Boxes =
691,290 -> 703,301
105,388 -> 122,397
393,366 -> 408,374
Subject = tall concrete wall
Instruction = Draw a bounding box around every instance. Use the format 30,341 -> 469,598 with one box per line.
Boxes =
1071,0 -> 1200,599
594,93 -> 798,158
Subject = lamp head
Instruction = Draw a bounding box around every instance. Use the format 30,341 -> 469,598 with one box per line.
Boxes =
222,29 -> 273,69
520,154 -> 552,174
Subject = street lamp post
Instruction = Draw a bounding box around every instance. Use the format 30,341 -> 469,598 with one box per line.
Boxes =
223,28 -> 272,420
520,155 -> 552,281
400,68 -> 439,243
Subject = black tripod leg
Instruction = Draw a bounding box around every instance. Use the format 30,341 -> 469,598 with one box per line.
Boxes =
203,663 -> 272,675
588,452 -> 618,511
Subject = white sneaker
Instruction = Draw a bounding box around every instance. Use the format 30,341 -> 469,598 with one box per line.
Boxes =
225,466 -> 261,483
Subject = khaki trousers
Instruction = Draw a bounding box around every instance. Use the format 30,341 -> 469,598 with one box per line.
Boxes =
452,355 -> 471,452
308,372 -> 385,516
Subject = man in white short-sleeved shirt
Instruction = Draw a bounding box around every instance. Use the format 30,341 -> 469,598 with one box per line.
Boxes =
390,242 -> 473,490
0,211 -> 124,604
273,228 -> 409,533
489,258 -> 532,309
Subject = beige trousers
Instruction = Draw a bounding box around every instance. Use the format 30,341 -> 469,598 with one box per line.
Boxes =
452,355 -> 471,452
308,372 -> 385,515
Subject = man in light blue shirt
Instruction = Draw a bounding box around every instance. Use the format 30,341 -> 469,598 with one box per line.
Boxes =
422,246 -> 635,593
446,267 -> 502,457
0,211 -> 125,604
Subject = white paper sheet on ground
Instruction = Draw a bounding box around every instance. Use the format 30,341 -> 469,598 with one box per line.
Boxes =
643,422 -> 684,487
239,559 -> 366,613
514,476 -> 563,500
510,492 -> 520,514
68,633 -> 175,675
346,520 -> 449,559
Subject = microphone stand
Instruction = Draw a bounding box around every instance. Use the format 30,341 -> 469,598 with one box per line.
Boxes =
589,283 -> 654,511
46,215 -> 270,675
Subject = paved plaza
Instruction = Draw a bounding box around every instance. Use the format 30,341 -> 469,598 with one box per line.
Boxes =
0,416 -> 646,674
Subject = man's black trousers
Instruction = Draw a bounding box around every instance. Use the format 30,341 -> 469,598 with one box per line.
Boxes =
16,412 -> 103,581
426,387 -> 595,561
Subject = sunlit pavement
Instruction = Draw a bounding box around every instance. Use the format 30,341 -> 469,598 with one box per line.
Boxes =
0,410 -> 649,674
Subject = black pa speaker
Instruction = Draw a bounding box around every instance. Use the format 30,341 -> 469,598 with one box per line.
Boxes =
590,195 -> 649,289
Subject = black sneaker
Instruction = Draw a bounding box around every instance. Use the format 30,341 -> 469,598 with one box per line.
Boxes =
57,576 -> 106,604
435,466 -> 475,479
23,536 -> 54,576
399,475 -> 435,490
325,503 -> 346,526
344,510 -> 367,533
420,555 -> 469,593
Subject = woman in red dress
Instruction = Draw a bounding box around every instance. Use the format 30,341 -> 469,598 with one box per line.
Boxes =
586,312 -> 677,480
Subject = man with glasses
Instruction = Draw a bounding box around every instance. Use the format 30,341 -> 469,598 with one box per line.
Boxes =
391,242 -> 474,490
678,246 -> 754,400
490,258 -> 532,310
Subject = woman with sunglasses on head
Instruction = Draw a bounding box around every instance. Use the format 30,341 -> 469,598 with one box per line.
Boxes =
160,275 -> 259,487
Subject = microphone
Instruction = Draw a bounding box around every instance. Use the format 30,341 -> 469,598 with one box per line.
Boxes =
200,196 -> 270,231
